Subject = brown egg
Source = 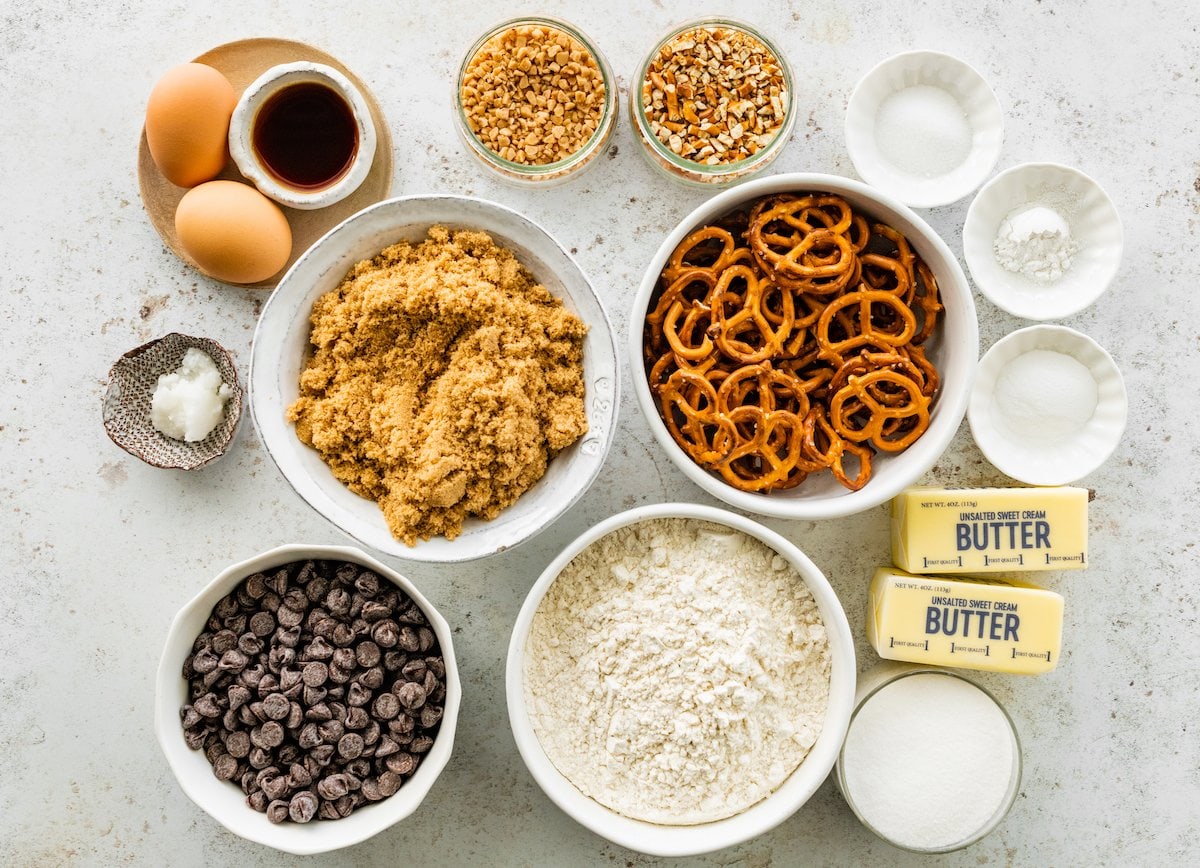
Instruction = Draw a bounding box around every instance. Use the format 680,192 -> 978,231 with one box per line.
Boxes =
146,63 -> 237,188
175,181 -> 292,284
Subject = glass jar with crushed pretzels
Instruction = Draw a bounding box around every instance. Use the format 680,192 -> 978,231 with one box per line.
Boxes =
455,17 -> 618,186
631,19 -> 795,186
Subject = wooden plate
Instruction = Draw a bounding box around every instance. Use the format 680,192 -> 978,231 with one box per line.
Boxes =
137,38 -> 394,289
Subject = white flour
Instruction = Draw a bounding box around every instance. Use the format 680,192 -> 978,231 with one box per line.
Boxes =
523,518 -> 831,825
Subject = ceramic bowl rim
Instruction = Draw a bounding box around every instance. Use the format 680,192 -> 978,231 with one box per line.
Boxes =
505,502 -> 857,857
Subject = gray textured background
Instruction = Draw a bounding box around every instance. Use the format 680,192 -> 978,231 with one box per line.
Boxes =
2,0 -> 1197,865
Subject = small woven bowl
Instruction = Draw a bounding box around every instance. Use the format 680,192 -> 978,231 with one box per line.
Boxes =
103,333 -> 243,470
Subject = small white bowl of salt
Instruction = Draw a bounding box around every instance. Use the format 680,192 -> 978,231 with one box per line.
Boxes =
845,50 -> 1003,208
964,162 -> 1123,320
968,325 -> 1126,485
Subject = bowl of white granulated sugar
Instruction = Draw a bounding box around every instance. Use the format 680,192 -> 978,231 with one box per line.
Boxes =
505,503 -> 856,857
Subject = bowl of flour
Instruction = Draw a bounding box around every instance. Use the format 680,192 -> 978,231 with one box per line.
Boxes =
505,503 -> 856,857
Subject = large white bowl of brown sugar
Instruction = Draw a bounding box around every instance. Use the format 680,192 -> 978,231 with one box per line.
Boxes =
507,502 -> 857,857
250,195 -> 618,562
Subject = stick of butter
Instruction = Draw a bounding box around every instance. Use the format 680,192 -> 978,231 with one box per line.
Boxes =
891,486 -> 1088,573
867,567 -> 1065,675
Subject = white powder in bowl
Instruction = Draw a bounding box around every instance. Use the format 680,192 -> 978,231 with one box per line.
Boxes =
993,349 -> 1098,443
840,672 -> 1018,851
874,84 -> 972,178
151,347 -> 233,442
524,518 -> 831,825
993,204 -> 1078,282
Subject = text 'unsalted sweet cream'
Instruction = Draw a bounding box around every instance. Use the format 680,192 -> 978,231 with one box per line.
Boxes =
866,567 -> 1065,675
891,486 -> 1088,574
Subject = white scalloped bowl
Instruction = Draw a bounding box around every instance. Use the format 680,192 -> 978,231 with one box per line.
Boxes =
964,163 -> 1123,320
506,503 -> 856,857
250,195 -> 619,562
969,325 -> 1127,484
155,543 -> 461,855
630,172 -> 979,520
845,50 -> 1003,208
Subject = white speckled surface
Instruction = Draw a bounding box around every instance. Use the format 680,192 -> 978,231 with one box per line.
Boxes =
2,1 -> 1198,864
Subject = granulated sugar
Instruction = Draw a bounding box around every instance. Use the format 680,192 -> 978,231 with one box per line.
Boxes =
523,518 -> 831,824
840,672 -> 1017,851
874,84 -> 972,178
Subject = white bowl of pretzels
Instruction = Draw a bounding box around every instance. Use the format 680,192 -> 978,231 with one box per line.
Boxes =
631,173 -> 978,519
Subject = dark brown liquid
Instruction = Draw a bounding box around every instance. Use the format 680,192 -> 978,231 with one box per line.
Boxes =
252,82 -> 358,190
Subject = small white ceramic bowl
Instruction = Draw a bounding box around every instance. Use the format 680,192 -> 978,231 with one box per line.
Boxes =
154,543 -> 461,855
630,172 -> 979,520
506,503 -> 856,857
230,62 -> 376,210
964,162 -> 1123,319
969,324 -> 1127,484
845,50 -> 1003,208
250,195 -> 619,562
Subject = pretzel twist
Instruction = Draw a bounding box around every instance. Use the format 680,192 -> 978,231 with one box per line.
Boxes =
643,192 -> 943,493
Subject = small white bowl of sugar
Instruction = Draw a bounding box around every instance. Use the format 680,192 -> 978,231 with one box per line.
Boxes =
968,324 -> 1127,484
845,50 -> 1003,208
963,162 -> 1123,320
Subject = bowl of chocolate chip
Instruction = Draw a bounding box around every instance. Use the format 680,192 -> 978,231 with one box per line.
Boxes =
155,544 -> 460,855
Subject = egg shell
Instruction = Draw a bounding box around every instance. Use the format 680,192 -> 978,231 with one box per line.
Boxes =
146,63 -> 238,188
175,181 -> 292,284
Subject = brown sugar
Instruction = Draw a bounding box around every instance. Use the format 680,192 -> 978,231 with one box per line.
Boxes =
287,226 -> 588,545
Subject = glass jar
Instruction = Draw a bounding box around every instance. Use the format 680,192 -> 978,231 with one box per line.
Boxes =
834,663 -> 1023,853
454,17 -> 618,186
630,18 -> 796,186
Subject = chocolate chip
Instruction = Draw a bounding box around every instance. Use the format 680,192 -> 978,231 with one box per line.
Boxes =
355,641 -> 381,669
286,701 -> 304,731
377,771 -> 401,797
318,719 -> 344,744
337,733 -> 364,760
266,799 -> 290,824
249,611 -> 275,637
180,558 -> 446,824
289,762 -> 313,789
347,682 -> 372,707
360,777 -> 383,801
355,572 -> 380,598
245,574 -> 268,599
191,649 -> 219,675
371,620 -> 400,648
212,753 -> 239,781
218,650 -> 248,672
277,605 -> 304,628
317,773 -> 350,800
359,666 -> 385,690
345,707 -> 369,730
261,693 -> 289,720
410,735 -> 434,754
238,632 -> 264,656
420,705 -> 444,729
225,730 -> 251,759
385,752 -> 417,776
302,661 -> 329,687
396,682 -> 426,711
375,735 -> 400,758
364,685 -> 400,720
261,772 -> 290,801
397,627 -> 420,652
194,694 -> 222,718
